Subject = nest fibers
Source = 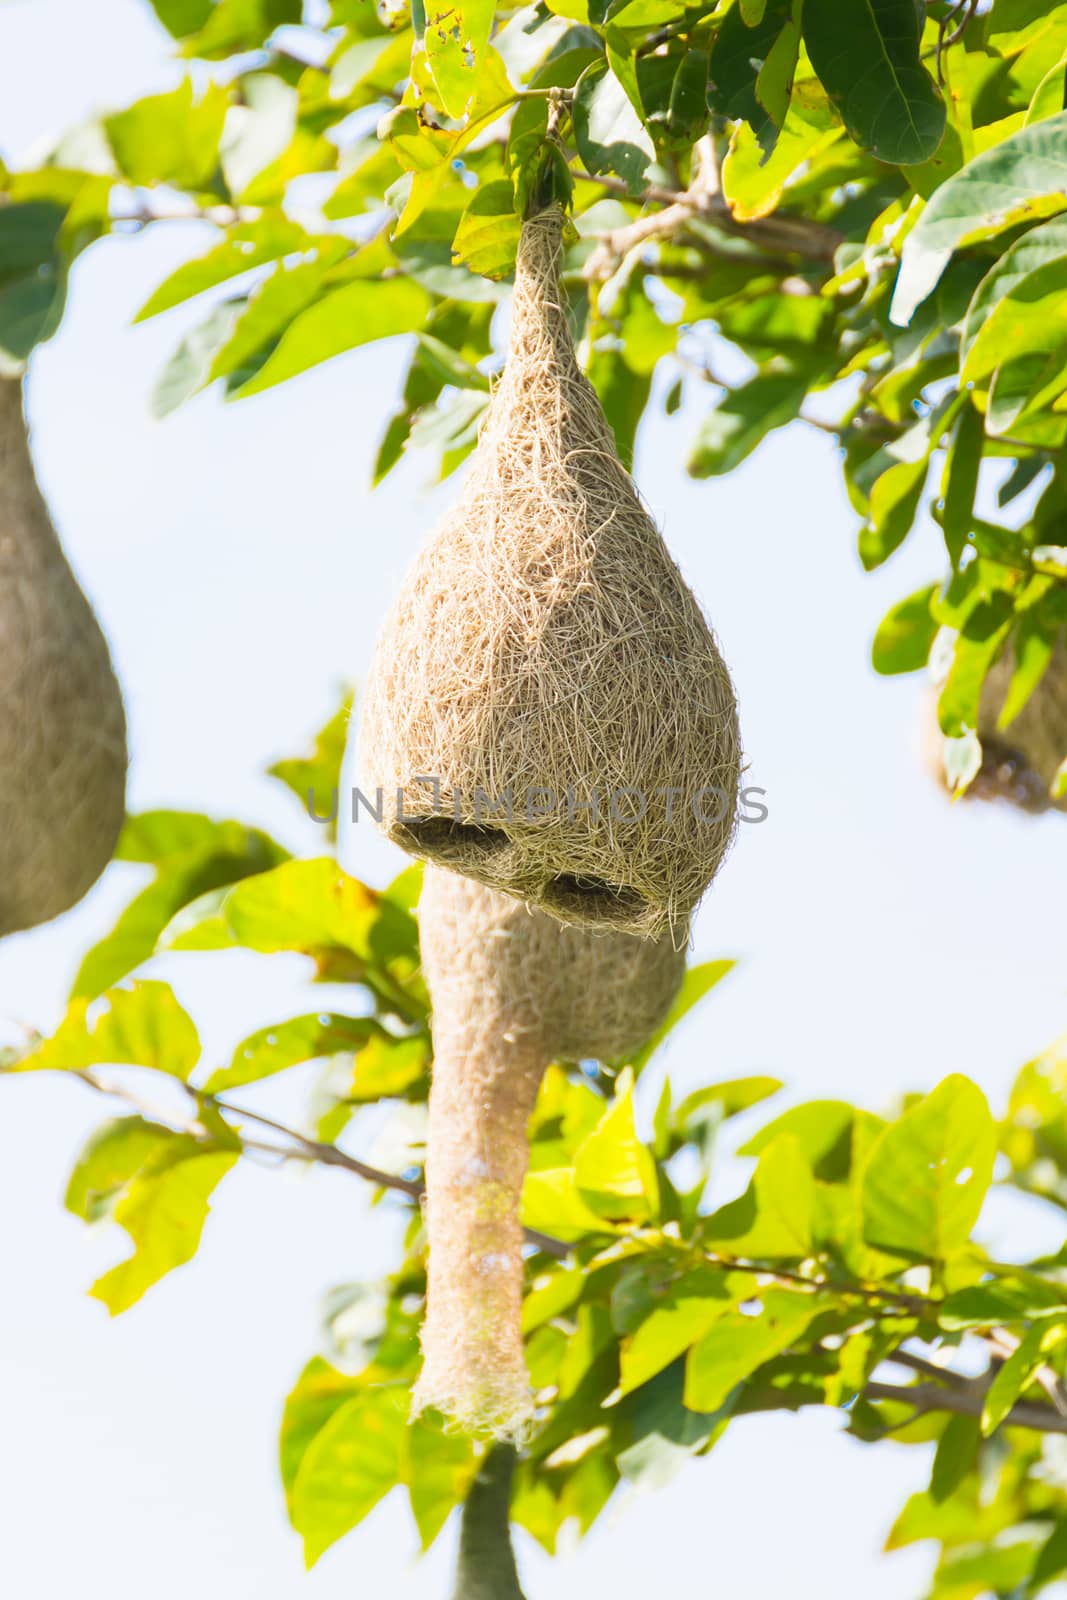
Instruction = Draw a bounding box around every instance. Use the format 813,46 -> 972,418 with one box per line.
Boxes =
924,642 -> 1067,814
359,206 -> 741,941
0,378 -> 127,935
413,865 -> 686,1436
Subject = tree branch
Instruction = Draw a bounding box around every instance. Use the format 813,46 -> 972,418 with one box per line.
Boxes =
884,1348 -> 970,1386
702,1250 -> 934,1315
64,1066 -> 569,1260
451,1445 -> 527,1600
574,168 -> 843,263
864,1381 -> 1067,1436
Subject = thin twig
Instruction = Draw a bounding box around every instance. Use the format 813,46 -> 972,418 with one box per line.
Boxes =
885,1348 -> 970,1386
702,1251 -> 934,1315
573,168 -> 842,263
63,1066 -> 569,1260
986,1326 -> 1067,1418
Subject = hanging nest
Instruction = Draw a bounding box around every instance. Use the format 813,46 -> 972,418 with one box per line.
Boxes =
359,206 -> 740,941
0,378 -> 127,935
413,864 -> 685,1436
924,641 -> 1067,814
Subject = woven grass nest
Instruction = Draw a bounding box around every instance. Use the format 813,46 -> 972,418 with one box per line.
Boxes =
413,865 -> 686,1437
359,206 -> 740,941
0,378 -> 127,935
925,642 -> 1067,814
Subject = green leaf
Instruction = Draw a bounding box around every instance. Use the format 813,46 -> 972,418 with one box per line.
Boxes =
674,1076 -> 783,1137
740,1101 -> 854,1180
1027,50 -> 1067,126
349,1031 -> 430,1101
961,218 -> 1067,368
684,1289 -> 823,1413
414,334 -> 491,393
205,1013 -> 383,1093
961,255 -> 1067,388
164,857 -> 419,976
152,300 -> 244,417
631,959 -> 737,1072
941,401 -> 984,567
522,1167 -> 619,1241
708,0 -> 790,145
291,1388 -> 407,1565
203,245 -> 348,385
66,1116 -> 179,1222
267,689 -> 352,841
105,80 -> 228,190
983,1322 -> 1067,1434
146,0 -> 213,37
18,980 -> 201,1080
1033,1515 -> 1067,1590
929,1413 -> 979,1504
0,199 -> 66,281
859,456 -> 929,571
233,275 -> 431,396
135,215 -> 314,320
939,1278 -> 1067,1330
424,0 -> 497,119
521,1267 -> 585,1335
183,0 -> 301,58
705,1134 -> 815,1259
404,1414 -> 476,1549
722,88 -> 839,222
0,200 -> 69,362
688,370 -> 809,477
803,0 -> 945,165
66,1119 -> 237,1314
279,1357 -> 366,1513
860,1076 -> 996,1258
937,599 -> 1014,737
999,606 -> 1061,727
616,1363 -> 725,1489
574,1071 -> 659,1222
892,112 -> 1067,326
452,180 -> 522,280
872,584 -> 938,675
618,1275 -> 735,1395
573,64 -> 655,194
71,817 -> 287,1000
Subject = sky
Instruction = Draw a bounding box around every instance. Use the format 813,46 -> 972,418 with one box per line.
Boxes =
0,4 -> 1064,1597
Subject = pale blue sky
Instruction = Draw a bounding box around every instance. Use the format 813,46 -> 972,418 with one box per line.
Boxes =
0,4 -> 1064,1596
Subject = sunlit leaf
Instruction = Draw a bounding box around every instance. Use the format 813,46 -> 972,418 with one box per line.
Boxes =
861,1076 -> 996,1258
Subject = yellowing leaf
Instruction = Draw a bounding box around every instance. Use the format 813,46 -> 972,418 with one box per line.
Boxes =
18,979 -> 201,1081
723,92 -> 840,221
574,1072 -> 659,1222
424,0 -> 498,119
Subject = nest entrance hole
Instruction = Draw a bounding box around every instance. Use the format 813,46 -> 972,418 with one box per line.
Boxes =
542,873 -> 647,926
399,816 -> 512,863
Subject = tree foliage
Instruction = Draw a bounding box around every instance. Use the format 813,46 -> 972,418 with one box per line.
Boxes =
4,0 -> 1067,794
6,0 -> 1067,1590
1,693 -> 1067,1594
